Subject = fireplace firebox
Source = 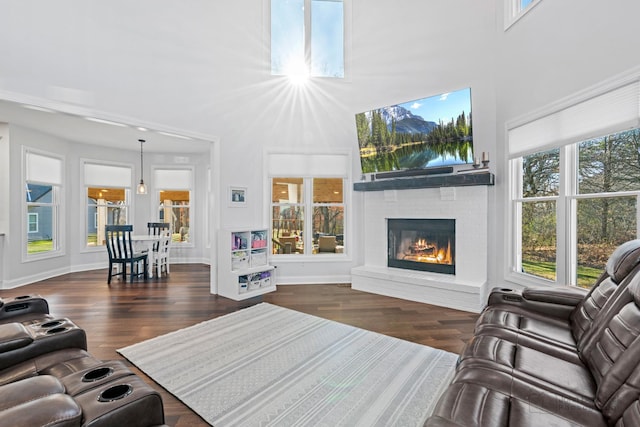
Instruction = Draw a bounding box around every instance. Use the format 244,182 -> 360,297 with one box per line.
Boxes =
387,218 -> 455,275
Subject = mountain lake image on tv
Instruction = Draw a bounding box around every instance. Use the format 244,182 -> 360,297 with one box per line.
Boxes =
356,87 -> 473,174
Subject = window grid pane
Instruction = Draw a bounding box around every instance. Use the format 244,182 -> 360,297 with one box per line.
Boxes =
522,148 -> 560,197
312,177 -> 342,203
520,0 -> 534,11
271,0 -> 344,78
272,205 -> 305,254
158,190 -> 191,243
27,205 -> 54,254
576,196 -> 638,288
311,0 -> 344,78
520,200 -> 557,282
87,187 -> 129,247
272,178 -> 304,203
578,129 -> 640,194
271,0 -> 305,75
26,183 -> 58,256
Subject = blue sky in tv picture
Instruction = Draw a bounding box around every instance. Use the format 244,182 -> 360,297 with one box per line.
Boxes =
356,88 -> 473,174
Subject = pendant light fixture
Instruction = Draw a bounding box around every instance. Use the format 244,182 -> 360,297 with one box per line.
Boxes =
137,139 -> 147,194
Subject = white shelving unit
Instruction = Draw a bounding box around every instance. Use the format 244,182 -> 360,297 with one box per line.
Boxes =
217,228 -> 276,300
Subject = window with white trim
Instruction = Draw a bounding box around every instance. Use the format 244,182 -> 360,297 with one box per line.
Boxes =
505,0 -> 542,29
154,168 -> 193,244
268,153 -> 349,256
271,0 -> 345,78
24,149 -> 62,258
84,162 -> 131,248
509,81 -> 640,288
271,177 -> 344,254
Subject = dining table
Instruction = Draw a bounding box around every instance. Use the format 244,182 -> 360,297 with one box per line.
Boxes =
131,234 -> 162,278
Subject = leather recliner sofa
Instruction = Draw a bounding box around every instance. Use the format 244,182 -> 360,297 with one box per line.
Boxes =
426,239 -> 640,426
0,295 -> 167,427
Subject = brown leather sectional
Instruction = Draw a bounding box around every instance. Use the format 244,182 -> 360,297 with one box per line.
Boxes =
0,296 -> 167,427
426,239 -> 640,426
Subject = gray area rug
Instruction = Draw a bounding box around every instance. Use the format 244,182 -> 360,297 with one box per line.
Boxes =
118,303 -> 456,427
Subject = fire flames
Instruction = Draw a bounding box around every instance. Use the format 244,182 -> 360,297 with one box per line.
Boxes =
402,238 -> 453,265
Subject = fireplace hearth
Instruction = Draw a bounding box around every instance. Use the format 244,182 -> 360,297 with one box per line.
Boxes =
388,218 -> 455,275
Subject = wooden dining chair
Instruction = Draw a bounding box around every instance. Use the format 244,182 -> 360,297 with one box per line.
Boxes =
153,230 -> 172,277
105,225 -> 148,284
147,222 -> 171,252
147,222 -> 171,276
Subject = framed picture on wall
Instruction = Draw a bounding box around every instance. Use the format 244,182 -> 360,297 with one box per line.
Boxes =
229,186 -> 247,207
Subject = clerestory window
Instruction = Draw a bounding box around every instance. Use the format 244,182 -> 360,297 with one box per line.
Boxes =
270,0 -> 345,79
505,0 -> 543,29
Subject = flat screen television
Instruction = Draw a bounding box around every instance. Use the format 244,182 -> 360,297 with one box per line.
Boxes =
356,87 -> 473,175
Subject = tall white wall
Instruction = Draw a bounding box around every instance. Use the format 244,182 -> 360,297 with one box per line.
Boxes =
493,1 -> 640,286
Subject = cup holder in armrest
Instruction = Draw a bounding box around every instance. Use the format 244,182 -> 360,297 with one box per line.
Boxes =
40,320 -> 64,329
488,287 -> 523,305
60,361 -> 134,396
74,376 -> 164,426
45,326 -> 69,335
4,303 -> 30,312
0,295 -> 49,318
503,293 -> 523,302
82,367 -> 114,383
98,384 -> 133,402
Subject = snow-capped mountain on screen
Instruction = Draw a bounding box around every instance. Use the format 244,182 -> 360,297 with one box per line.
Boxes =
364,105 -> 437,134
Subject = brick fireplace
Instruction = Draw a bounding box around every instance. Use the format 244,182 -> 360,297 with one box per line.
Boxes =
351,173 -> 493,313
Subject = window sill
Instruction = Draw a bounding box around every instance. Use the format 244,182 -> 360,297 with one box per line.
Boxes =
271,253 -> 351,263
23,251 -> 65,263
504,270 -> 561,289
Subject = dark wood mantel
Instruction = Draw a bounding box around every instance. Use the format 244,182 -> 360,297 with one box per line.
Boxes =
353,171 -> 494,192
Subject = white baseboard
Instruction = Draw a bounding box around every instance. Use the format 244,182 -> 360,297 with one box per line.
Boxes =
1,258 -> 210,290
2,266 -> 71,289
276,274 -> 351,285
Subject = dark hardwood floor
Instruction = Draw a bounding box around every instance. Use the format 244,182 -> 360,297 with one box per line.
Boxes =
0,264 -> 479,427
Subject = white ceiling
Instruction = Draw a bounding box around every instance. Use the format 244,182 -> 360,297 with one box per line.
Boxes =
0,98 -> 213,154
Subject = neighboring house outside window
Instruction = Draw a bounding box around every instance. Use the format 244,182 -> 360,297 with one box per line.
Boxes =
24,149 -> 63,259
83,161 -> 132,248
271,0 -> 345,78
154,168 -> 193,245
508,80 -> 640,289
